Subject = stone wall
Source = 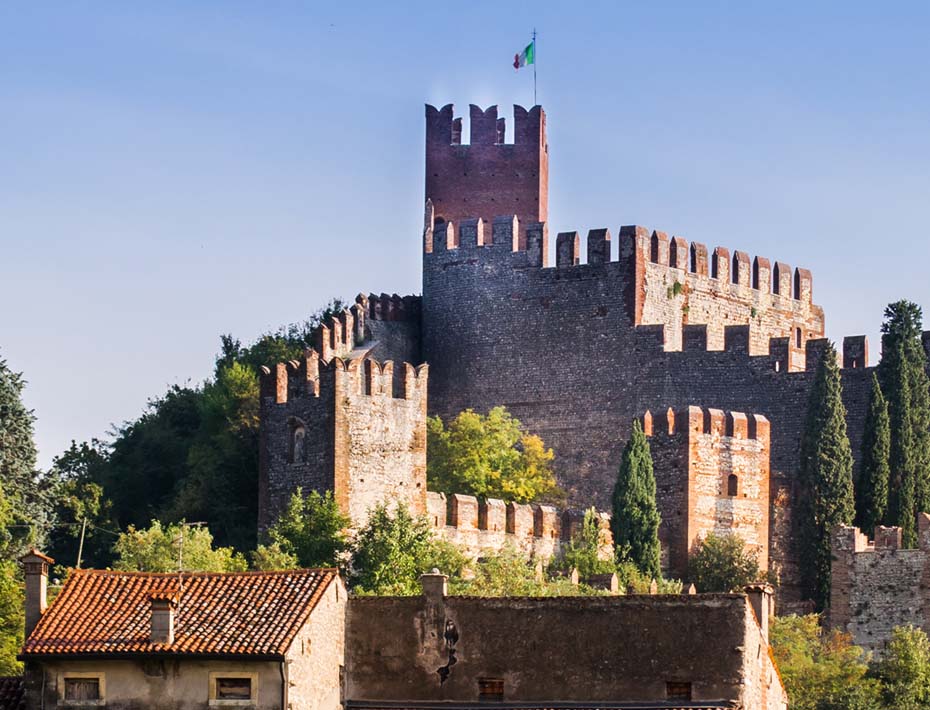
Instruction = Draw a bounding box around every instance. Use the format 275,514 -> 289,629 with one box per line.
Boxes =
284,577 -> 346,710
344,582 -> 785,709
426,492 -> 612,562
830,515 -> 930,653
646,406 -> 770,580
258,353 -> 428,532
421,215 -> 877,607
425,104 -> 547,250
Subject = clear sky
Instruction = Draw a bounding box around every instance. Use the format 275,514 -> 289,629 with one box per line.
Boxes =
2,1 -> 929,468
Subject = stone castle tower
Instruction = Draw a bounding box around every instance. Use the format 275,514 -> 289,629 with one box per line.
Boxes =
258,102 -> 927,608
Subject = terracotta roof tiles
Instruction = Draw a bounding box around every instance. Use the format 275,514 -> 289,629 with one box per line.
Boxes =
21,568 -> 336,658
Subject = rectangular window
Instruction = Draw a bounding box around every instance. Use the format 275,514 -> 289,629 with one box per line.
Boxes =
210,673 -> 258,706
666,681 -> 692,700
60,673 -> 105,706
478,677 -> 504,702
216,678 -> 251,700
65,678 -> 100,701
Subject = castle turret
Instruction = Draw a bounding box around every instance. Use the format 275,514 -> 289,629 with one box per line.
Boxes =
258,352 -> 428,532
425,104 -> 548,250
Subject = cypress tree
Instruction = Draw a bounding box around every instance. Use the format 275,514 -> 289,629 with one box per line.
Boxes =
798,343 -> 855,611
879,301 -> 930,546
611,418 -> 661,579
855,373 -> 890,538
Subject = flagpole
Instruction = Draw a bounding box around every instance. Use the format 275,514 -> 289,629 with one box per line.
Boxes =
532,28 -> 537,106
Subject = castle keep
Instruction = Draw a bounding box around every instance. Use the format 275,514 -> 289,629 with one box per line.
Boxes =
259,102 -> 926,607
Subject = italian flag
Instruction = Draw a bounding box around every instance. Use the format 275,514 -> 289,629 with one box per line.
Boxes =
513,41 -> 534,70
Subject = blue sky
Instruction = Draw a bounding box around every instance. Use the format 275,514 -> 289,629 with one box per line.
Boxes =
2,1 -> 929,468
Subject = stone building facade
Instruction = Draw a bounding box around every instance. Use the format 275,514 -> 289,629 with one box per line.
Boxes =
345,573 -> 786,710
830,515 -> 930,653
257,100 -> 925,607
645,407 -> 771,580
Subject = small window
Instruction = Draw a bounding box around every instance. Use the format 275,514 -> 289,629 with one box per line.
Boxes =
60,674 -> 105,706
210,673 -> 257,706
478,677 -> 504,702
217,678 -> 251,700
65,678 -> 100,701
666,681 -> 692,700
728,474 -> 739,497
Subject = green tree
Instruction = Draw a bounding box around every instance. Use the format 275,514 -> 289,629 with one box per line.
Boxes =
688,533 -> 761,592
879,301 -> 930,546
263,488 -> 350,568
0,355 -> 51,556
250,541 -> 298,571
0,489 -> 23,675
112,520 -> 247,573
875,625 -> 930,710
427,407 -> 560,503
350,503 -> 466,595
855,374 -> 891,538
46,440 -> 117,570
551,508 -> 614,579
798,343 -> 855,611
769,614 -> 880,710
611,419 -> 661,579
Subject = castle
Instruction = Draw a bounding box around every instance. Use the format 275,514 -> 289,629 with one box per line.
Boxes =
258,102 -> 923,611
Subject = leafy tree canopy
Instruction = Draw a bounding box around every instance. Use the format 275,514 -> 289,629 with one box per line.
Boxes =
770,614 -> 880,710
875,625 -> 930,710
688,532 -> 761,592
262,488 -> 350,568
427,407 -> 560,504
112,520 -> 247,573
350,503 -> 466,595
0,354 -> 50,556
550,507 -> 614,579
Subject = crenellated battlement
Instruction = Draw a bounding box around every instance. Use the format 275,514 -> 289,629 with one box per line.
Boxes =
641,406 -> 770,442
425,104 -> 545,147
426,491 -> 613,561
425,103 -> 548,249
630,324 -> 874,375
308,293 -> 422,362
260,351 -> 427,404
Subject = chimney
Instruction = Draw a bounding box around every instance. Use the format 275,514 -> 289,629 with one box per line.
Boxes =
19,548 -> 53,638
745,583 -> 775,641
420,569 -> 448,602
149,592 -> 178,645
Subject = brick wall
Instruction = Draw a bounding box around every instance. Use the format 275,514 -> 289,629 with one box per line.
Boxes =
646,406 -> 770,580
425,104 -> 547,249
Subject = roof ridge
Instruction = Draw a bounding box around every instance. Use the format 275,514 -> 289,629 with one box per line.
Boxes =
64,567 -> 337,578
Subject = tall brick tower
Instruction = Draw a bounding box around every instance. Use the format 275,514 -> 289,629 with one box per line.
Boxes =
425,104 -> 548,249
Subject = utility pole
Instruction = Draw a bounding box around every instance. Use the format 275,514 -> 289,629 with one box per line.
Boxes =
75,518 -> 88,569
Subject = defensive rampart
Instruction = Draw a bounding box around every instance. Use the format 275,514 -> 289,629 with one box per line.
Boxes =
426,491 -> 612,561
830,515 -> 930,653
421,214 -> 887,606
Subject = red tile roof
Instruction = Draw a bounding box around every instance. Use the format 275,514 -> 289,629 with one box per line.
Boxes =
0,677 -> 24,710
21,568 -> 337,658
